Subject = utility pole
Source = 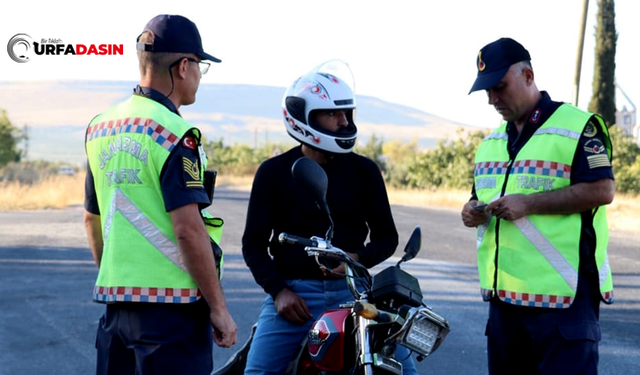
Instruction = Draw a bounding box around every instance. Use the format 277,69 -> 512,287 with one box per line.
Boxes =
253,128 -> 257,149
22,123 -> 29,160
573,0 -> 590,106
616,82 -> 637,112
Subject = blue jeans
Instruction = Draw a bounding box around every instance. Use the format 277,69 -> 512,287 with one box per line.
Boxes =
244,279 -> 418,375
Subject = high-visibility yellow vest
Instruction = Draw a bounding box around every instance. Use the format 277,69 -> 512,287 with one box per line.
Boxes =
86,95 -> 219,303
474,104 -> 613,308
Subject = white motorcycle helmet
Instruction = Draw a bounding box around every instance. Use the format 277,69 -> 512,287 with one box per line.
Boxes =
282,59 -> 357,154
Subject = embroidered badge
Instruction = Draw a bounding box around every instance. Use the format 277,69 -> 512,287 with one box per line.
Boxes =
477,51 -> 486,72
183,157 -> 204,188
530,109 -> 541,124
583,139 -> 606,155
583,139 -> 610,169
587,154 -> 611,169
582,123 -> 597,138
182,136 -> 197,150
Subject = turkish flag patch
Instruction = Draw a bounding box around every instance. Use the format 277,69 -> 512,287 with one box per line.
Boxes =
183,136 -> 197,150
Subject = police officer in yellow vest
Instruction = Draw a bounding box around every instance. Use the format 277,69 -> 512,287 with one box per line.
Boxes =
83,14 -> 237,375
461,38 -> 614,375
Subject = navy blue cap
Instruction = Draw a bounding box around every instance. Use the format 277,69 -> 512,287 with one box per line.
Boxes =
468,38 -> 530,94
136,14 -> 221,63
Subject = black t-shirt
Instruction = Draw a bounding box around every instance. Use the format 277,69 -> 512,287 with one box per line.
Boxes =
84,86 -> 210,215
241,146 -> 399,299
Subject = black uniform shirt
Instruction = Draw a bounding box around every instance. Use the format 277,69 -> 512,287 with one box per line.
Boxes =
84,85 -> 210,214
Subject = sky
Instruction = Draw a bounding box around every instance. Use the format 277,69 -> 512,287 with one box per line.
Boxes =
1,0 -> 638,129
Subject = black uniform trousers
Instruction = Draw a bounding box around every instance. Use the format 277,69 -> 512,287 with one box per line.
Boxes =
486,271 -> 601,375
96,298 -> 213,375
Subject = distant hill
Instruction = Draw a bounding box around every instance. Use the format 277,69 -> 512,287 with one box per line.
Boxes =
0,81 -> 476,165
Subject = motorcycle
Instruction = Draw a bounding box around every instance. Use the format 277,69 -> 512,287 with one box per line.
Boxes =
214,157 -> 450,375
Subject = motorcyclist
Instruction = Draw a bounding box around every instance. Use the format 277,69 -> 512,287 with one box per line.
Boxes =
241,60 -> 418,374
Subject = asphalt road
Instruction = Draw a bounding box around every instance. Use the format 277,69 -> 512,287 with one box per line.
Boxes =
0,187 -> 638,374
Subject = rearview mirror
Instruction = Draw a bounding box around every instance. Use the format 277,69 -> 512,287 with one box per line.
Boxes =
291,157 -> 334,242
397,226 -> 421,265
291,157 -> 328,208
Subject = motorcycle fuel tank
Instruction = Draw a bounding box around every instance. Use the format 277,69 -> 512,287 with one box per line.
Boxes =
308,308 -> 351,371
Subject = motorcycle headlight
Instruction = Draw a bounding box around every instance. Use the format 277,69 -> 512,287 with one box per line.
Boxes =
396,308 -> 449,357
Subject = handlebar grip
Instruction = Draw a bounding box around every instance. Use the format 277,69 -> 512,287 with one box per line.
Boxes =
278,233 -> 318,248
353,301 -> 392,323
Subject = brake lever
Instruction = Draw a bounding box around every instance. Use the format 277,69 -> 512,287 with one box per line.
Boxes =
316,258 -> 347,278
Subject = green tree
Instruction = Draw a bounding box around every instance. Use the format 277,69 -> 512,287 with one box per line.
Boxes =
0,109 -> 22,168
382,139 -> 419,187
355,133 -> 386,172
406,128 -> 487,189
203,137 -> 256,175
588,0 -> 617,125
608,126 -> 640,194
202,137 -> 294,176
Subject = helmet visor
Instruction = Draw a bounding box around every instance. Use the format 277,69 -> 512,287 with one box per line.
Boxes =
312,59 -> 356,95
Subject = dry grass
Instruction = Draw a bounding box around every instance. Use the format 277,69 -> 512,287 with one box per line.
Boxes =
387,187 -> 470,211
387,188 -> 638,233
215,174 -> 254,191
1,173 -> 637,233
0,174 -> 85,210
607,194 -> 640,233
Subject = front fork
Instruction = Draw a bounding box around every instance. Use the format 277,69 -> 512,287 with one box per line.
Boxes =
356,314 -> 375,375
355,314 -> 403,375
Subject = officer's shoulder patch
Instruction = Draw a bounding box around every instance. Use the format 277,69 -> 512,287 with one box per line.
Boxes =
582,123 -> 597,138
183,156 -> 204,188
183,136 -> 197,150
584,138 -> 611,169
583,138 -> 606,155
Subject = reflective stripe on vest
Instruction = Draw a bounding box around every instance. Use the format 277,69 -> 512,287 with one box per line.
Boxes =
94,286 -> 200,303
86,117 -> 181,153
104,189 -> 187,273
512,216 -> 578,292
475,160 -> 572,179
534,126 -> 581,140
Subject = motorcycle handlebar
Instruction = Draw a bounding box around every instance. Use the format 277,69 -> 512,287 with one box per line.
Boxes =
307,246 -> 368,270
278,232 -> 318,248
279,232 -> 372,296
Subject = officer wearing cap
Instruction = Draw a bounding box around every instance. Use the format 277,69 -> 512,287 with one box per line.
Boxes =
84,14 -> 237,375
461,37 -> 615,375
